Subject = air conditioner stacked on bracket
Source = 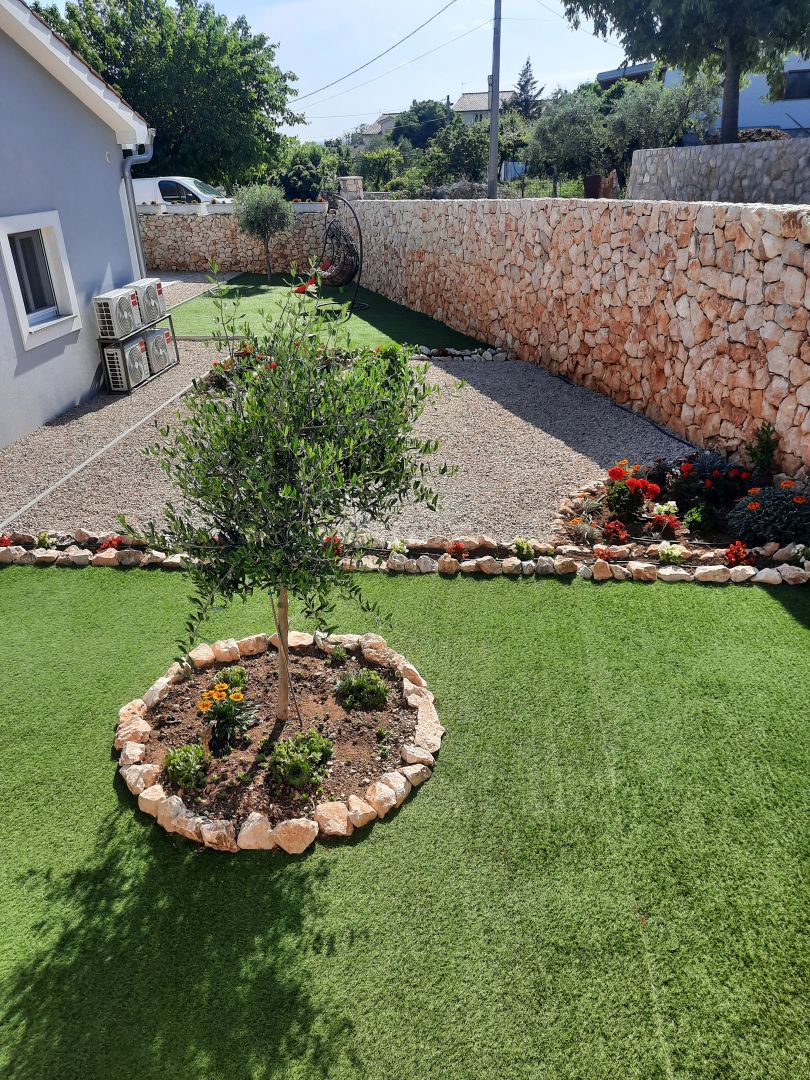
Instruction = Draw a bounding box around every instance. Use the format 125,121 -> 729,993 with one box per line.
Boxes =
143,327 -> 174,374
127,277 -> 166,324
93,287 -> 142,339
103,337 -> 150,392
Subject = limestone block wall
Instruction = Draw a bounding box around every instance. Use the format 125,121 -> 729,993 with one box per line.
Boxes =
627,141 -> 810,205
139,207 -> 324,274
354,198 -> 810,474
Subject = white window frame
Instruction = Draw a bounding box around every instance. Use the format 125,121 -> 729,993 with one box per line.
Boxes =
0,210 -> 81,351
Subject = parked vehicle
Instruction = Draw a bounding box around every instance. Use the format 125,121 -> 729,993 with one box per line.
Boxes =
133,176 -> 229,205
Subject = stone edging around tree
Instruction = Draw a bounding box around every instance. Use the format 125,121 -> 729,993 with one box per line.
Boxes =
114,631 -> 444,855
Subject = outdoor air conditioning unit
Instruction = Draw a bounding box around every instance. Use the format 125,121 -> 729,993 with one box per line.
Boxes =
93,288 -> 142,339
143,327 -> 173,375
127,277 -> 166,324
103,337 -> 150,392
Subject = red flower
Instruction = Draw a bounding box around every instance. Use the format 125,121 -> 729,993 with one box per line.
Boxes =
712,469 -> 721,478
607,466 -> 627,482
626,477 -> 643,493
0,534 -> 12,547
648,513 -> 680,537
705,479 -> 712,489
99,536 -> 124,552
794,496 -> 807,505
729,468 -> 740,478
725,541 -> 755,567
741,471 -> 751,480
603,520 -> 629,544
643,481 -> 661,499
680,462 -> 693,476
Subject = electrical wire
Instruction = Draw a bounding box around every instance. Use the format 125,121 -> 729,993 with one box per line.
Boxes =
294,0 -> 463,104
300,18 -> 492,114
530,0 -> 624,51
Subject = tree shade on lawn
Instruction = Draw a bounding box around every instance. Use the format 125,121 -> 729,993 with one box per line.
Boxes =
0,568 -> 807,1080
169,274 -> 485,351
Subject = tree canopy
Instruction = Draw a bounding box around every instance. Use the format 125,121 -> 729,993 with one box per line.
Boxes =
32,0 -> 301,186
510,57 -> 543,120
562,0 -> 810,142
390,100 -> 449,150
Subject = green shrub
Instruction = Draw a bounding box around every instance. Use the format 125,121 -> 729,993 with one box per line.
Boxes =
165,744 -> 207,790
513,536 -> 534,559
336,668 -> 388,710
220,665 -> 247,688
746,420 -> 779,478
232,184 -> 293,281
326,644 -> 348,668
266,730 -> 333,790
198,680 -> 252,754
727,486 -> 810,545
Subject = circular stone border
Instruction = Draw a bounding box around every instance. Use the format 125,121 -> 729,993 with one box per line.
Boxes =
114,630 -> 444,855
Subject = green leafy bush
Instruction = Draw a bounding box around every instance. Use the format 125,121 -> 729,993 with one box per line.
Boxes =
727,486 -> 810,545
266,730 -> 333,790
513,536 -> 534,559
326,644 -> 348,668
165,744 -> 207,790
746,421 -> 779,478
336,669 -> 388,711
220,665 -> 247,688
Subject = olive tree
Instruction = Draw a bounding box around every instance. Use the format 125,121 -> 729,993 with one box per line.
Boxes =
232,184 -> 293,282
134,295 -> 450,724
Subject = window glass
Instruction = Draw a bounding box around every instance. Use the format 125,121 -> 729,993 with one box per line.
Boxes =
159,180 -> 181,201
191,179 -> 224,197
9,230 -> 58,325
784,70 -> 810,100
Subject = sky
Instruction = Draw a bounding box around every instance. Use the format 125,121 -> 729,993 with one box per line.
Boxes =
215,0 -> 628,142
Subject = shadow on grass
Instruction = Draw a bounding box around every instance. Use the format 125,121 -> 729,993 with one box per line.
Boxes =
768,582 -> 810,629
3,779 -> 356,1079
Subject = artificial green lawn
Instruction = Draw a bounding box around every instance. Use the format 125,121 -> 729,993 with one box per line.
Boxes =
169,273 -> 484,351
1,568 -> 807,1080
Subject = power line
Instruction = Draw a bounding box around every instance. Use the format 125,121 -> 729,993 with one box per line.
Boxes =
300,18 -> 492,115
294,0 -> 463,104
530,0 -> 624,51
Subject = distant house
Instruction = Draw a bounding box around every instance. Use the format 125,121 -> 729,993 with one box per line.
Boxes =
596,55 -> 810,136
355,113 -> 400,148
0,0 -> 152,448
452,90 -> 515,126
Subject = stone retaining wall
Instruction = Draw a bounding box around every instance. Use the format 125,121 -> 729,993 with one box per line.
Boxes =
139,206 -> 324,274
627,141 -> 810,204
140,197 -> 810,475
353,198 -> 810,475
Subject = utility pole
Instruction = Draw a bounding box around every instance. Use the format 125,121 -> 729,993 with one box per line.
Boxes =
487,0 -> 502,198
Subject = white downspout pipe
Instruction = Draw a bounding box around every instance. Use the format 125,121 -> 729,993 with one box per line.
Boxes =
122,129 -> 155,278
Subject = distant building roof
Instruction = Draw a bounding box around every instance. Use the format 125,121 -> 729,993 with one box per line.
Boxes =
452,90 -> 514,113
596,62 -> 659,88
357,112 -> 400,137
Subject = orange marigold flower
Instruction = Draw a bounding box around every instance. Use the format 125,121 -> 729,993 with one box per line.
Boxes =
747,501 -> 761,511
568,516 -> 583,525
794,496 -> 807,505
747,487 -> 761,495
780,480 -> 795,489
229,691 -> 245,702
212,691 -> 227,701
198,700 -> 212,712
617,459 -> 629,466
214,682 -> 229,692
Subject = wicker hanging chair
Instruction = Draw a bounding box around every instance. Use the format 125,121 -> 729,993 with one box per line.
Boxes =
319,215 -> 360,288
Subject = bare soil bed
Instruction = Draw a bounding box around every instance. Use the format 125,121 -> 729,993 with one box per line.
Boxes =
145,648 -> 415,828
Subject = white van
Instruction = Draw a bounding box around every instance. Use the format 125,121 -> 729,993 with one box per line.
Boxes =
133,176 -> 230,206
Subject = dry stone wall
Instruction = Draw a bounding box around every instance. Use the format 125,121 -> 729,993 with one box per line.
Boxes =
354,198 -> 810,476
627,141 -> 810,205
140,197 -> 810,476
139,207 -> 323,274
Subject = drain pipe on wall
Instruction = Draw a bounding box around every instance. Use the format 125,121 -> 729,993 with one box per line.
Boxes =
122,129 -> 155,278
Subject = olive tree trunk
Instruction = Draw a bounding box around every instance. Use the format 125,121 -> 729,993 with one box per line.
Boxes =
720,40 -> 741,144
263,238 -> 272,283
275,586 -> 290,722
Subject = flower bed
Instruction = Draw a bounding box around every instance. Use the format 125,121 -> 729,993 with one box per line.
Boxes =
113,630 -> 444,854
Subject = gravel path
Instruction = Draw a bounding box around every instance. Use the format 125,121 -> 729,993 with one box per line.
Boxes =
1,353 -> 690,540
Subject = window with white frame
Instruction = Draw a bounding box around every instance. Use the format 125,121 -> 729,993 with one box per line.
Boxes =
0,211 -> 81,350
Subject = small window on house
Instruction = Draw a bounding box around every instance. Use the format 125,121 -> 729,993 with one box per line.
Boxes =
474,112 -> 483,122
784,70 -> 810,100
9,230 -> 58,327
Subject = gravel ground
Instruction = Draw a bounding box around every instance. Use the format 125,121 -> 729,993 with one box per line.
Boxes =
1,353 -> 691,540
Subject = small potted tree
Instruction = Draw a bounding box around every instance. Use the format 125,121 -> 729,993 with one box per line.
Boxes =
232,184 -> 294,282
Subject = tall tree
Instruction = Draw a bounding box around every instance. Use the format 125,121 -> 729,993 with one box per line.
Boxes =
511,57 -> 543,120
421,117 -> 489,186
562,1 -> 810,143
390,99 -> 449,150
32,0 -> 301,185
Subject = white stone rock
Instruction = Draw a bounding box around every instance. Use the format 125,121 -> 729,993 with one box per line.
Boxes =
417,554 -> 438,573
400,763 -> 431,786
501,556 -> 522,575
773,544 -> 798,563
365,780 -> 398,818
137,784 -> 167,817
379,770 -> 411,806
119,741 -> 147,766
273,817 -> 319,854
611,564 -> 631,582
729,565 -> 758,584
237,812 -> 276,849
628,561 -> 657,582
401,743 -> 435,767
347,794 -> 377,828
576,563 -> 593,579
114,717 -> 151,749
694,565 -> 731,584
777,563 -> 809,585
387,552 -> 406,572
553,556 -> 578,575
120,762 -> 159,795
657,566 -> 693,583
143,677 -> 171,709
314,801 -> 354,837
270,630 -> 314,650
237,633 -> 269,657
753,567 -> 782,585
477,555 -> 502,575
212,638 -> 240,662
535,555 -> 555,576
188,643 -> 216,669
200,818 -> 238,852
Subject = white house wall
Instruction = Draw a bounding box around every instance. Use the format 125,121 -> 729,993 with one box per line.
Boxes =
0,30 -> 140,448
